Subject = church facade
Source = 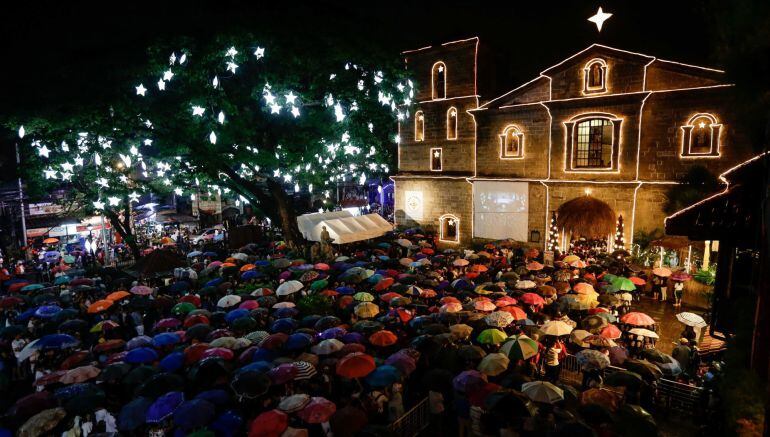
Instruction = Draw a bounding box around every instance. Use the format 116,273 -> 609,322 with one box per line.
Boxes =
393,37 -> 754,248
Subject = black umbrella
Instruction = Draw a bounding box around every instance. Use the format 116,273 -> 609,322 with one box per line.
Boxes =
136,373 -> 185,398
186,323 -> 213,341
457,345 -> 486,362
123,365 -> 159,387
118,397 -> 153,432
484,391 -> 532,418
604,370 -> 643,390
420,323 -> 450,335
231,370 -> 271,399
64,390 -> 106,415
623,359 -> 663,381
577,403 -> 614,427
614,404 -> 657,437
639,349 -> 671,364
98,363 -> 132,384
0,325 -> 26,339
58,319 -> 88,333
51,309 -> 80,323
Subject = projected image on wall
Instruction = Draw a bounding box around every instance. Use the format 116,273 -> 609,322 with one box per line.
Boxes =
473,181 -> 529,241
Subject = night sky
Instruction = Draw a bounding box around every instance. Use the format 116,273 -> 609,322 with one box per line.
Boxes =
0,0 -> 745,177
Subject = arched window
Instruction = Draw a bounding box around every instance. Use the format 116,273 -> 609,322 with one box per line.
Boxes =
414,110 -> 425,142
681,113 -> 722,157
430,148 -> 443,171
583,58 -> 607,94
564,114 -> 623,171
432,62 -> 446,100
499,125 -> 524,159
439,214 -> 460,243
447,107 -> 458,140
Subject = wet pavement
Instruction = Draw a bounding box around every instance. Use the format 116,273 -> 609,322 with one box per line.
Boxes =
632,295 -> 709,354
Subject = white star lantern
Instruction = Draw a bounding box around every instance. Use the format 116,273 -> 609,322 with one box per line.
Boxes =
192,106 -> 206,116
212,76 -> 219,88
226,47 -> 238,57
226,62 -> 238,73
157,79 -> 166,91
285,92 -> 297,105
136,84 -> 147,96
129,192 -> 140,203
38,145 -> 50,158
93,200 -> 105,210
254,47 -> 265,59
291,107 -> 300,118
218,111 -> 225,124
61,162 -> 74,172
44,168 -> 57,179
108,196 -> 121,206
163,70 -> 174,81
588,7 -> 613,32
209,131 -> 217,144
270,104 -> 281,114
18,126 -> 25,138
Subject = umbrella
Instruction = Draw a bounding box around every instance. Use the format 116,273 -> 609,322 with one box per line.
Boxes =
153,332 -> 182,347
146,391 -> 185,423
600,324 -> 622,339
354,302 -> 379,318
174,399 -> 216,430
478,353 -> 510,376
312,338 -> 345,355
125,347 -> 159,364
336,352 -> 376,378
118,397 -> 153,432
500,334 -> 539,360
629,276 -> 646,286
628,328 -> 659,339
474,300 -> 496,311
671,272 -> 692,282
369,330 -> 398,347
477,328 -> 508,345
575,349 -> 611,370
365,365 -> 402,387
604,370 -> 643,389
540,320 -> 573,336
130,285 -> 153,295
584,335 -> 616,348
581,388 -> 622,411
60,365 -> 100,384
297,396 -> 337,424
276,280 -> 304,296
652,267 -> 672,277
278,394 -> 311,413
624,359 -> 663,381
88,299 -> 114,314
676,312 -> 707,328
449,324 -> 473,340
231,370 -> 271,399
621,312 -> 655,326
485,311 -> 514,327
34,305 -> 62,319
251,409 -> 288,437
453,370 -> 487,393
217,295 -> 242,308
521,381 -> 564,404
18,407 -> 67,437
611,277 -> 636,291
36,334 -> 79,350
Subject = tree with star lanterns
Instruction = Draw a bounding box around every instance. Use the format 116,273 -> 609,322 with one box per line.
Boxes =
546,211 -> 560,253
613,214 -> 625,250
11,33 -> 413,253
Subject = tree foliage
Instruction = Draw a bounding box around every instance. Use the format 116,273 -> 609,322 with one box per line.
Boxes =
9,32 -> 413,249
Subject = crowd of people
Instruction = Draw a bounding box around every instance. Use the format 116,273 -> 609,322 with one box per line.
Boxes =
0,228 -> 721,436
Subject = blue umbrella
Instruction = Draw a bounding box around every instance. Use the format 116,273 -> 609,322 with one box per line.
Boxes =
368,274 -> 384,284
300,315 -> 322,328
153,332 -> 181,347
187,251 -> 203,258
203,251 -> 218,258
15,308 -> 38,323
238,361 -> 274,374
146,391 -> 184,424
34,305 -> 62,319
36,333 -> 79,350
195,389 -> 231,407
126,335 -> 153,350
274,307 -> 298,318
205,278 -> 223,287
241,270 -> 262,280
377,242 -> 391,249
54,275 -> 71,285
55,383 -> 98,400
126,347 -> 159,364
270,318 -> 297,333
173,399 -> 216,430
251,348 -> 277,362
118,397 -> 153,432
254,260 -> 271,267
341,332 -> 364,344
365,365 -> 401,387
160,351 -> 185,372
3,278 -> 27,287
336,286 -> 355,295
210,410 -> 243,437
285,333 -> 312,351
225,309 -> 250,324
168,281 -> 190,294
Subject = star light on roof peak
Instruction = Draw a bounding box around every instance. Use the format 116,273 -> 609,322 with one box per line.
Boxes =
588,7 -> 612,32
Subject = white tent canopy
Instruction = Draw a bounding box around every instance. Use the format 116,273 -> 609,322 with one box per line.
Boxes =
297,211 -> 392,244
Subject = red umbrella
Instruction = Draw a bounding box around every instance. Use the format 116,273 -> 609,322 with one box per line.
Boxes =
520,293 -> 545,306
469,265 -> 488,273
629,276 -> 646,286
8,282 -> 30,293
261,333 -> 289,350
495,296 -> 517,307
155,318 -> 182,330
93,339 -> 125,353
600,324 -> 622,340
0,296 -> 24,308
297,397 -> 337,424
336,352 -> 376,378
202,347 -> 234,360
380,292 -> 402,303
184,343 -> 210,364
499,305 -> 528,320
239,300 -> 259,310
34,371 -> 66,386
70,278 -> 93,287
249,410 -> 288,437
374,277 -> 395,291
420,289 -> 437,298
183,314 -> 209,328
369,330 -> 398,347
179,295 -> 201,308
620,312 -> 655,326
330,405 -> 368,435
60,351 -> 89,370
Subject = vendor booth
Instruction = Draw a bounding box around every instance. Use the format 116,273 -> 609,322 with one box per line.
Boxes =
297,211 -> 392,244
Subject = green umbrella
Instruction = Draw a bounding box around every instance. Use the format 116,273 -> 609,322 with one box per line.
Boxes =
54,276 -> 71,285
477,329 -> 508,345
310,279 -> 329,291
610,277 -> 636,292
21,283 -> 44,292
500,335 -> 539,360
353,292 -> 375,302
172,302 -> 196,315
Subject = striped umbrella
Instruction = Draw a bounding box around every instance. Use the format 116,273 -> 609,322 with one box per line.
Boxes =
500,334 -> 539,360
293,361 -> 317,380
675,312 -> 707,328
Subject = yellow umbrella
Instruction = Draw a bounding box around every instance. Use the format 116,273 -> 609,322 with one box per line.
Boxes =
354,302 -> 380,319
449,324 -> 473,340
478,353 -> 510,376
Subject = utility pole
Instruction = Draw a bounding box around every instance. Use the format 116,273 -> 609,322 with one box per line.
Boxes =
15,143 -> 27,248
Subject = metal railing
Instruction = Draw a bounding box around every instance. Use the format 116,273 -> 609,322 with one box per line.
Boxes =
557,354 -> 703,417
389,397 -> 430,437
